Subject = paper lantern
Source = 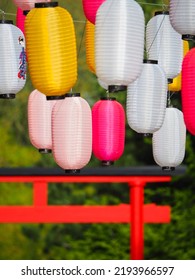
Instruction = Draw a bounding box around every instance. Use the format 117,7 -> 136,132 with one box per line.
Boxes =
16,8 -> 26,33
168,40 -> 189,92
127,60 -> 167,134
95,0 -> 145,92
152,107 -> 186,171
13,0 -> 50,11
92,98 -> 125,165
169,0 -> 195,41
25,2 -> 77,99
86,20 -> 95,74
52,93 -> 92,173
181,48 -> 195,135
0,20 -> 27,99
146,11 -> 183,83
28,89 -> 59,153
82,0 -> 105,24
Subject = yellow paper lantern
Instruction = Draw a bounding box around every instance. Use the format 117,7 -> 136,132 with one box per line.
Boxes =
168,40 -> 189,92
86,20 -> 95,74
25,2 -> 77,99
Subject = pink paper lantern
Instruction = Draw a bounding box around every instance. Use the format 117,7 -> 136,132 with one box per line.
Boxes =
13,0 -> 51,11
16,8 -> 25,34
28,89 -> 58,153
92,97 -> 125,165
82,0 -> 105,24
182,47 -> 195,135
52,93 -> 92,173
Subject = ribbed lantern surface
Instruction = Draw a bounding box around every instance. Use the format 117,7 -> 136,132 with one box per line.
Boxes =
28,89 -> 57,153
25,2 -> 77,99
127,60 -> 167,134
152,107 -> 186,171
82,0 -> 105,24
146,11 -> 183,82
86,20 -> 95,74
13,0 -> 51,11
181,48 -> 195,135
169,0 -> 195,40
95,0 -> 145,92
52,94 -> 92,173
92,98 -> 125,165
168,40 -> 189,92
16,8 -> 25,33
0,20 -> 26,99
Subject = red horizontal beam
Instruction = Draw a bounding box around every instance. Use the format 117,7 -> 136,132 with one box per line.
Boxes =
0,175 -> 171,184
0,204 -> 170,223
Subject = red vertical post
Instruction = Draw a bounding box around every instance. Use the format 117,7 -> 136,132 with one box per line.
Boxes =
129,179 -> 146,260
33,181 -> 48,206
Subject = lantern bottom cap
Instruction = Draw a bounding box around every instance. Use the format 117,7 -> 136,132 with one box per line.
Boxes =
46,95 -> 66,101
162,166 -> 175,172
101,161 -> 114,166
39,149 -> 52,154
143,133 -> 152,137
182,34 -> 195,41
0,94 -> 15,99
108,85 -> 127,93
65,169 -> 80,174
167,79 -> 173,84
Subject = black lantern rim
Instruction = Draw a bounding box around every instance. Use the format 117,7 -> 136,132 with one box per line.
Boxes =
182,34 -> 195,41
0,93 -> 15,99
143,59 -> 158,64
46,95 -> 66,100
0,20 -> 13,24
162,166 -> 175,172
39,149 -> 52,154
155,11 -> 169,16
108,85 -> 127,93
100,97 -> 116,101
65,169 -> 81,174
65,93 -> 80,97
102,161 -> 114,166
23,10 -> 30,16
35,2 -> 58,8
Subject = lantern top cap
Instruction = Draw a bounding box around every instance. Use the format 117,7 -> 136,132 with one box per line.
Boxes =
154,11 -> 169,16
143,59 -> 158,64
35,2 -> 58,8
100,97 -> 116,101
65,93 -> 80,97
23,10 -> 29,16
0,20 -> 13,24
46,95 -> 65,100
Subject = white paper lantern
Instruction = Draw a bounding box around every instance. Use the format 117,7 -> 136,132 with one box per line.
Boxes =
146,11 -> 183,83
95,0 -> 145,92
127,60 -> 167,134
28,89 -> 58,153
52,93 -> 92,173
0,20 -> 26,99
169,0 -> 195,41
152,107 -> 186,171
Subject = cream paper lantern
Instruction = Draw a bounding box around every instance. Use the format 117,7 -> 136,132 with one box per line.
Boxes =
146,11 -> 183,83
169,0 -> 195,41
0,20 -> 26,99
95,0 -> 145,92
127,60 -> 167,134
152,107 -> 186,171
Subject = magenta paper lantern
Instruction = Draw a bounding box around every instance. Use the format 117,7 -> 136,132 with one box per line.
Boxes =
82,0 -> 105,24
182,48 -> 195,135
28,89 -> 58,153
16,8 -> 25,33
52,93 -> 92,173
13,0 -> 51,11
92,97 -> 125,166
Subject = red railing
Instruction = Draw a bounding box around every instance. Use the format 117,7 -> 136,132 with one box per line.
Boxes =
0,166 -> 185,259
